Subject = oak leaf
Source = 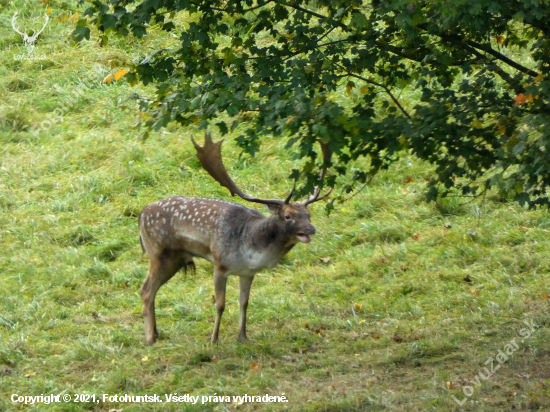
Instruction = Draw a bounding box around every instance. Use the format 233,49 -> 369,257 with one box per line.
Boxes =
114,69 -> 127,81
494,35 -> 505,45
103,73 -> 114,84
514,93 -> 527,105
534,74 -> 545,84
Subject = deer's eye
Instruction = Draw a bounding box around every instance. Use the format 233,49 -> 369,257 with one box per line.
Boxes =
285,215 -> 292,220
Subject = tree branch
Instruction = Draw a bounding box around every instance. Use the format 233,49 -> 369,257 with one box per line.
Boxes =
336,66 -> 411,119
241,1 -> 274,13
207,0 -> 275,13
436,33 -> 539,77
277,1 -> 349,30
466,40 -> 539,77
491,65 -> 514,85
342,174 -> 375,201
317,28 -> 337,45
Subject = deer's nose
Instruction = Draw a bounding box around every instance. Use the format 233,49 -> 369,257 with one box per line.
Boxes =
305,224 -> 316,235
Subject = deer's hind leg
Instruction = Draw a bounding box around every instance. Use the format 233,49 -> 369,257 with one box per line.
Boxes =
140,249 -> 186,345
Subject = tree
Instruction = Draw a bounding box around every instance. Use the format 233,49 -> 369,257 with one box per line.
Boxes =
73,0 -> 550,207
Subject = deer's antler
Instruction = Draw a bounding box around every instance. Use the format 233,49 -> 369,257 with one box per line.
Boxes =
302,186 -> 332,206
28,14 -> 49,43
11,12 -> 24,36
191,132 -> 292,207
299,140 -> 332,206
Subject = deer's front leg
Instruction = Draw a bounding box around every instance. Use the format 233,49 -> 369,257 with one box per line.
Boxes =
237,275 -> 254,343
211,267 -> 228,344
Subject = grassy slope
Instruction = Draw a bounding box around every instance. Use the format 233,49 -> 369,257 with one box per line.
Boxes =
1,2 -> 550,411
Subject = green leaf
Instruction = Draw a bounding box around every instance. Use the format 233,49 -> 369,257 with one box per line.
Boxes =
350,10 -> 368,30
76,0 -> 550,209
395,13 -> 412,29
512,142 -> 525,155
71,26 -> 90,41
124,72 -> 138,87
512,11 -> 525,22
100,14 -> 116,30
226,104 -> 239,117
162,22 -> 175,31
216,121 -> 228,135
133,25 -> 147,38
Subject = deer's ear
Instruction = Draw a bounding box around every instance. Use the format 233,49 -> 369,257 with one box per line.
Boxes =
266,204 -> 282,215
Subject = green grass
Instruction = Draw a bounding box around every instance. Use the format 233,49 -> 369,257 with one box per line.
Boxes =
1,2 -> 550,411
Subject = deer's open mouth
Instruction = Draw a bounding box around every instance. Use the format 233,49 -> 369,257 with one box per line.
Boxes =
296,233 -> 311,243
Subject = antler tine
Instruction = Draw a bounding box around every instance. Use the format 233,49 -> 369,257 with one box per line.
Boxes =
38,14 -> 49,34
192,132 -> 285,207
11,12 -> 24,36
302,186 -> 332,206
300,140 -> 333,206
309,186 -> 321,202
29,14 -> 49,41
283,179 -> 296,204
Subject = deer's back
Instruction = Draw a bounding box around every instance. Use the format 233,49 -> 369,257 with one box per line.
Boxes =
139,196 -> 263,265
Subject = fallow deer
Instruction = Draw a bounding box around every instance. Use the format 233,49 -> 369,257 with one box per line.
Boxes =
139,133 -> 330,344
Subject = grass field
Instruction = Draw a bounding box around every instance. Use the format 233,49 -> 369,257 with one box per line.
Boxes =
1,2 -> 550,411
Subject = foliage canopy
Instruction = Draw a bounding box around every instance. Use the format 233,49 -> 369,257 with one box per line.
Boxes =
75,0 -> 550,207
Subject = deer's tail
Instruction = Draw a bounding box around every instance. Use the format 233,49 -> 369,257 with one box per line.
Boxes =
140,235 -> 146,255
138,210 -> 146,256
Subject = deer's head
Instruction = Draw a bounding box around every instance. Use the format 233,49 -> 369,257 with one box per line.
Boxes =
191,133 -> 330,244
269,202 -> 316,243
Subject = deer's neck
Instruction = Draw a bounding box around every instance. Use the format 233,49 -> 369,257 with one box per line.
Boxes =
248,215 -> 295,253
215,208 -> 296,273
